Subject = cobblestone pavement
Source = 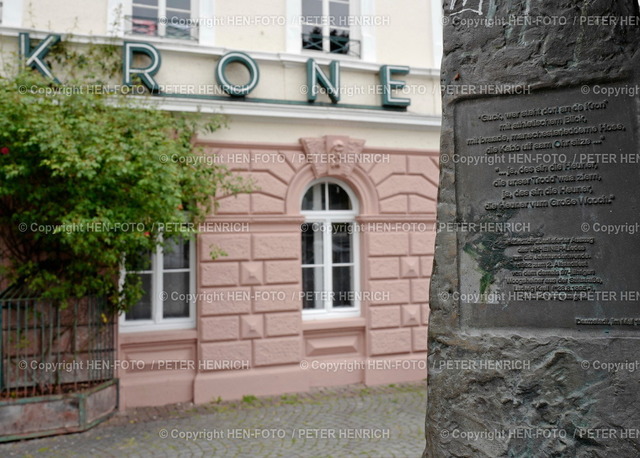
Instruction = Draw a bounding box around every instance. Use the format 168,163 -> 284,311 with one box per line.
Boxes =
0,382 -> 427,457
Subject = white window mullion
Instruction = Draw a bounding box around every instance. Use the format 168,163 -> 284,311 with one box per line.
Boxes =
430,0 -> 443,68
199,0 -> 215,46
322,186 -> 333,312
349,228 -> 355,298
316,220 -> 325,311
158,0 -> 167,37
322,0 -> 330,53
324,220 -> 332,312
352,222 -> 360,311
359,0 -> 376,61
286,0 -> 302,53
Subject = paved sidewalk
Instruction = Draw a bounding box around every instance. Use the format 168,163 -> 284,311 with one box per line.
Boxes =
0,382 -> 427,457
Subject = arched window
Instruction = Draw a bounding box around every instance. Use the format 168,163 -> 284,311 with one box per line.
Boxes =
301,179 -> 360,319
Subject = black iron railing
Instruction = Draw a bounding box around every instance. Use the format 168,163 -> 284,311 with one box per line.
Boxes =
125,15 -> 198,41
0,285 -> 115,399
302,33 -> 361,58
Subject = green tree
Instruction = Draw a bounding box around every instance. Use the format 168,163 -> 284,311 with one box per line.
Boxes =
0,66 -> 251,312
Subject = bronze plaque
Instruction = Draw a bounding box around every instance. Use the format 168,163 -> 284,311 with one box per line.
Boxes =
455,87 -> 640,329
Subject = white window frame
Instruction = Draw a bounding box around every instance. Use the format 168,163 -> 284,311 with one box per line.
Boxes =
301,178 -> 361,320
288,0 -> 375,61
107,0 -> 215,46
120,238 -> 196,332
131,0 -> 198,41
430,0 -> 443,68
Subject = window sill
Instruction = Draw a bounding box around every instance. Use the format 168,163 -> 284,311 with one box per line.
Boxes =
124,34 -> 199,46
303,316 -> 366,332
299,49 -> 361,62
119,322 -> 196,333
119,328 -> 197,345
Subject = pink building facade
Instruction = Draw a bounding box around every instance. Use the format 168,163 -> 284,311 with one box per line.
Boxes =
118,136 -> 438,407
0,0 -> 446,409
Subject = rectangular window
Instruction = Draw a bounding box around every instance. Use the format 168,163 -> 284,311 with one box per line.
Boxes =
301,181 -> 360,319
128,0 -> 197,41
302,221 -> 357,314
121,237 -> 195,331
301,0 -> 360,57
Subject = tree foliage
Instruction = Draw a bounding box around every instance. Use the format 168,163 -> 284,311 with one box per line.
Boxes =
0,51 -> 251,311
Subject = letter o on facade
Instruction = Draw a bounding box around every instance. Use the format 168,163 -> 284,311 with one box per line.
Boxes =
216,51 -> 260,97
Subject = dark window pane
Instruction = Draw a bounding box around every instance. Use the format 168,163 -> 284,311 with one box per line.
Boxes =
332,223 -> 352,263
131,17 -> 158,36
132,6 -> 158,19
302,183 -> 326,211
163,272 -> 190,318
302,0 -> 323,18
167,24 -> 193,39
330,1 -> 349,23
166,10 -> 190,20
303,24 -> 319,34
125,273 -> 152,320
332,266 -> 352,307
133,0 -> 158,6
302,224 -> 323,265
302,266 -> 324,309
330,29 -> 350,54
163,238 -> 190,269
328,183 -> 352,210
167,0 -> 190,9
302,28 -> 324,51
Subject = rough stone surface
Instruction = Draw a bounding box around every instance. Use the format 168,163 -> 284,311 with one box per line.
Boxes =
425,1 -> 640,457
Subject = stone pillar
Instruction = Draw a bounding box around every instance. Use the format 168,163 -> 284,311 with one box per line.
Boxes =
425,1 -> 640,456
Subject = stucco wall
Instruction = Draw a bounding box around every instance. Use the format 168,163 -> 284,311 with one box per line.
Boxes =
118,137 -> 438,407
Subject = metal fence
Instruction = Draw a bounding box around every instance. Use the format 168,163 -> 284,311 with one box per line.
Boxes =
302,33 -> 361,58
124,15 -> 198,41
0,286 -> 115,399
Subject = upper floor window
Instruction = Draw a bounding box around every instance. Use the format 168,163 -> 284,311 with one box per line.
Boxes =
120,237 -> 195,332
127,0 -> 197,41
301,180 -> 360,319
301,0 -> 360,58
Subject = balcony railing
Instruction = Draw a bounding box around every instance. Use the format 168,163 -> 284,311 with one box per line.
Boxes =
302,33 -> 361,58
125,15 -> 198,41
